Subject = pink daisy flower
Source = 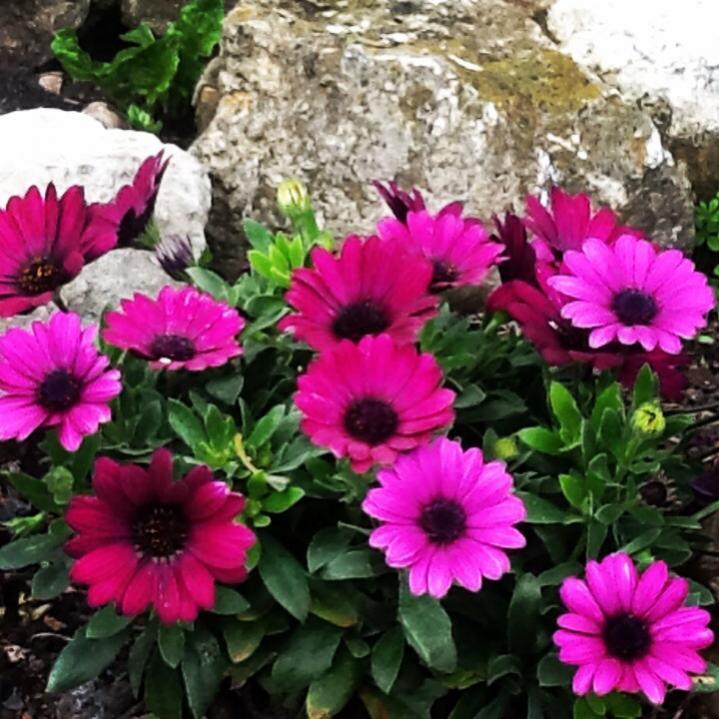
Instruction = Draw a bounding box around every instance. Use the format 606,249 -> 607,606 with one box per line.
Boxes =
372,180 -> 426,224
554,553 -> 713,704
377,207 -> 503,291
66,449 -> 255,624
0,312 -> 121,451
102,285 -> 245,372
0,183 -> 117,317
548,235 -> 714,355
525,186 -> 641,260
93,152 -> 169,247
279,236 -> 438,351
295,333 -> 455,473
362,438 -> 526,598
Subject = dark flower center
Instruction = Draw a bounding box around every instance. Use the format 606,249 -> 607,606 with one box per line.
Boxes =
343,397 -> 398,446
332,300 -> 390,342
611,289 -> 658,326
430,260 -> 459,290
420,498 -> 467,544
132,504 -> 188,558
18,257 -> 62,295
38,370 -> 82,411
149,334 -> 196,361
640,480 -> 668,507
603,614 -> 651,661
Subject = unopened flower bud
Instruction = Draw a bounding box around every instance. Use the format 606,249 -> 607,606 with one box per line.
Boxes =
277,178 -> 311,218
631,402 -> 666,436
494,436 -> 519,460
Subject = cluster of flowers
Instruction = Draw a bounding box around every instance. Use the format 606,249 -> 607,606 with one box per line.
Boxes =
281,182 -> 714,703
0,156 -> 254,624
0,165 -> 713,703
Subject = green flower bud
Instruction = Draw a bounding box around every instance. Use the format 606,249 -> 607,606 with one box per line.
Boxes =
277,178 -> 311,217
631,402 -> 666,436
494,436 -> 519,460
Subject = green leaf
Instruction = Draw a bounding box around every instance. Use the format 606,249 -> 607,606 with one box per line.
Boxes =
182,626 -> 227,719
129,624 -> 157,697
258,532 -> 310,621
206,374 -> 244,405
159,624 -> 185,668
518,427 -> 564,455
586,521 -> 608,559
31,562 -> 69,600
0,533 -> 62,570
47,626 -> 128,692
248,405 -> 286,449
307,527 -> 352,573
212,586 -> 250,615
632,364 -> 658,407
309,580 -> 360,627
186,266 -> 230,301
8,472 -> 57,512
537,653 -> 574,687
371,626 -> 405,694
693,662 -> 719,693
591,383 -> 623,432
263,486 -> 305,513
399,578 -> 456,673
321,549 -> 388,580
508,573 -> 541,655
86,605 -> 133,639
604,693 -> 642,718
516,493 -> 569,524
550,382 -> 582,441
145,650 -> 183,719
487,654 -> 521,685
222,618 -> 265,663
573,697 -> 602,719
270,617 -> 344,693
559,473 -> 586,510
168,399 -> 206,451
595,503 -> 624,525
621,528 -> 662,555
243,219 -> 274,252
537,561 -> 582,587
306,648 -> 360,719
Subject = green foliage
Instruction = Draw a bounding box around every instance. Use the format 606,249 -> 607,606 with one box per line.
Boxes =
51,0 -> 224,132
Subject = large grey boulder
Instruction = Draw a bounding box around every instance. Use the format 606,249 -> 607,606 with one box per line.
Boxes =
548,0 -> 719,200
0,109 -> 210,255
192,0 -> 694,279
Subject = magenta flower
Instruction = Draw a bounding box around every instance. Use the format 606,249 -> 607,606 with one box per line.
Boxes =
492,212 -> 537,284
66,449 -> 255,624
93,152 -> 169,247
295,334 -> 455,473
362,438 -> 526,598
279,236 -> 437,351
525,186 -> 640,259
103,286 -> 245,372
548,236 -> 714,354
0,184 -> 117,317
372,180 -> 426,224
554,553 -> 713,704
0,312 -> 121,451
377,207 -> 503,291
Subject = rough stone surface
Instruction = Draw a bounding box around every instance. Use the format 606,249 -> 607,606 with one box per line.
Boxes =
0,0 -> 90,70
192,0 -> 694,279
0,303 -> 57,334
0,109 -> 211,255
121,0 -> 184,33
548,0 -> 719,199
61,248 -> 176,321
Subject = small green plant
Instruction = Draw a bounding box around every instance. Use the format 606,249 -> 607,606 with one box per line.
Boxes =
695,191 -> 719,279
51,0 -> 224,132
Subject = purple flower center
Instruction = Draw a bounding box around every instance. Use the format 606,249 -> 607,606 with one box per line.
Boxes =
343,397 -> 398,446
332,300 -> 390,342
38,369 -> 82,411
420,498 -> 467,544
18,257 -> 62,295
603,614 -> 651,661
132,504 -> 188,558
149,334 -> 196,362
430,260 -> 459,290
611,289 -> 657,326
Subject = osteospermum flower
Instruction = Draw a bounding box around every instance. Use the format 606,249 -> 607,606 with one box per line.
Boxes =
548,236 -> 714,354
279,236 -> 437,351
155,235 -> 194,279
103,286 -> 244,371
363,438 -> 526,598
93,152 -> 169,247
377,207 -> 503,291
554,553 -> 713,704
0,184 -> 117,317
295,333 -> 455,473
0,312 -> 121,451
492,212 -> 537,284
525,186 -> 640,259
373,180 -> 426,224
66,449 -> 255,624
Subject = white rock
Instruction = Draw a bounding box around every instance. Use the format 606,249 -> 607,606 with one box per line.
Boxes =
548,0 -> 719,138
0,109 -> 211,255
60,248 -> 176,322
